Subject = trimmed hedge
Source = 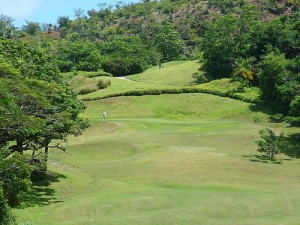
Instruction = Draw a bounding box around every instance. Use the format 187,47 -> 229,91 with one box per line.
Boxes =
81,85 -> 261,103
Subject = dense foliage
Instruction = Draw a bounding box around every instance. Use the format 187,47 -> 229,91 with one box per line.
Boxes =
0,38 -> 89,222
201,10 -> 300,121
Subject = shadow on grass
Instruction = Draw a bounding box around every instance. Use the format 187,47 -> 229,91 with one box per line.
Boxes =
249,102 -> 276,116
249,102 -> 300,159
244,133 -> 300,163
281,133 -> 300,158
243,154 -> 282,164
17,171 -> 66,209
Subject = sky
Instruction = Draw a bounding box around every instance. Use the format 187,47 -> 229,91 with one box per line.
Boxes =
0,0 -> 141,28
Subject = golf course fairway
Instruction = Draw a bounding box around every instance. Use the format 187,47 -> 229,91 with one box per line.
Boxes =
15,93 -> 300,225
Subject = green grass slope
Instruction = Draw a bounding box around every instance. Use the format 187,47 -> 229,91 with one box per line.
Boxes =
77,61 -> 200,100
77,76 -> 171,100
15,94 -> 300,225
127,60 -> 199,86
77,61 -> 260,103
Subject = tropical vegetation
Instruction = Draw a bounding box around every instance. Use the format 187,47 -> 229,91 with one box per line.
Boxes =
0,0 -> 299,224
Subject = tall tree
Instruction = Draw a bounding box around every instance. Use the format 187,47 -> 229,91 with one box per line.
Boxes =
155,21 -> 184,61
22,21 -> 41,36
0,39 -> 89,169
0,14 -> 15,38
201,5 -> 258,78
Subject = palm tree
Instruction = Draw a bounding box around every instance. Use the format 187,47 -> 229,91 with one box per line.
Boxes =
232,57 -> 255,81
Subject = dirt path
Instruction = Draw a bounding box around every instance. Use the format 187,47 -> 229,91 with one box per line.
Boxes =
115,77 -> 131,81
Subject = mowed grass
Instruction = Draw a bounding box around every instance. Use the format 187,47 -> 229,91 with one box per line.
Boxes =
77,61 -> 200,100
77,77 -> 171,100
127,60 -> 199,86
15,93 -> 300,225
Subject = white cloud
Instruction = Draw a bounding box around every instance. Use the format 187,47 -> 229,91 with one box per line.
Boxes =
0,0 -> 42,19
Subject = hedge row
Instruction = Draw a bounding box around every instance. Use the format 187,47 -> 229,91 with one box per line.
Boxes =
81,86 -> 261,103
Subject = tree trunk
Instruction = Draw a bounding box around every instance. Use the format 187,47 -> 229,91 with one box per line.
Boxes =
44,141 -> 50,171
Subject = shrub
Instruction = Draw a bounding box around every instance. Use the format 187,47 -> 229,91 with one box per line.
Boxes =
78,86 -> 98,95
69,75 -> 98,94
0,187 -> 16,225
81,78 -> 261,103
102,58 -> 148,77
93,70 -> 113,77
193,71 -> 210,84
97,79 -> 111,89
256,128 -> 284,160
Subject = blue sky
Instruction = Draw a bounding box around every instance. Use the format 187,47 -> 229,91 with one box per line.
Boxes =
0,0 -> 140,28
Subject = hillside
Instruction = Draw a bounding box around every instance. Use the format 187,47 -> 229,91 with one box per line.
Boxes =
11,60 -> 300,224
1,0 -> 300,224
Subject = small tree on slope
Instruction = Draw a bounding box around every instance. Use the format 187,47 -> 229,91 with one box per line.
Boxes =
255,127 -> 284,160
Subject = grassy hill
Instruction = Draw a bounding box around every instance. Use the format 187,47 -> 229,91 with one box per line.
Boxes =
15,62 -> 300,225
69,60 -> 260,103
71,61 -> 200,100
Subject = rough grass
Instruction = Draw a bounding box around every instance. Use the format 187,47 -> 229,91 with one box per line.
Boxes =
61,70 -> 112,81
15,94 -> 300,225
69,76 -> 111,95
77,77 -> 171,100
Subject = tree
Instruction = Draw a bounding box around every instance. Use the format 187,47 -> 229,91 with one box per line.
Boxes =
57,16 -> 71,38
97,36 -> 159,76
0,152 -> 32,207
232,57 -> 255,81
0,186 -> 16,225
1,71 -> 89,170
250,16 -> 300,60
201,5 -> 258,78
0,14 -> 15,38
256,128 -> 284,160
55,41 -> 103,72
258,49 -> 294,113
57,16 -> 71,30
0,39 -> 90,170
102,57 -> 147,76
155,21 -> 184,61
22,21 -> 41,36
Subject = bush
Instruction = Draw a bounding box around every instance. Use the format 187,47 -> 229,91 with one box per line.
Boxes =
81,78 -> 261,103
78,86 -> 98,95
102,58 -> 148,77
0,187 -> 16,225
193,71 -> 210,84
76,71 -> 113,78
92,70 -> 113,77
97,79 -> 111,89
69,75 -> 98,94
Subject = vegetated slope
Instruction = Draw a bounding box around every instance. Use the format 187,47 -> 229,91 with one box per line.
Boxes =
15,93 -> 300,225
75,60 -> 260,104
76,60 -> 201,100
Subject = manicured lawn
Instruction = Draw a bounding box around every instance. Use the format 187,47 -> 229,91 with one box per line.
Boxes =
77,77 -> 170,100
15,94 -> 300,225
128,60 -> 200,86
77,60 -> 200,100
